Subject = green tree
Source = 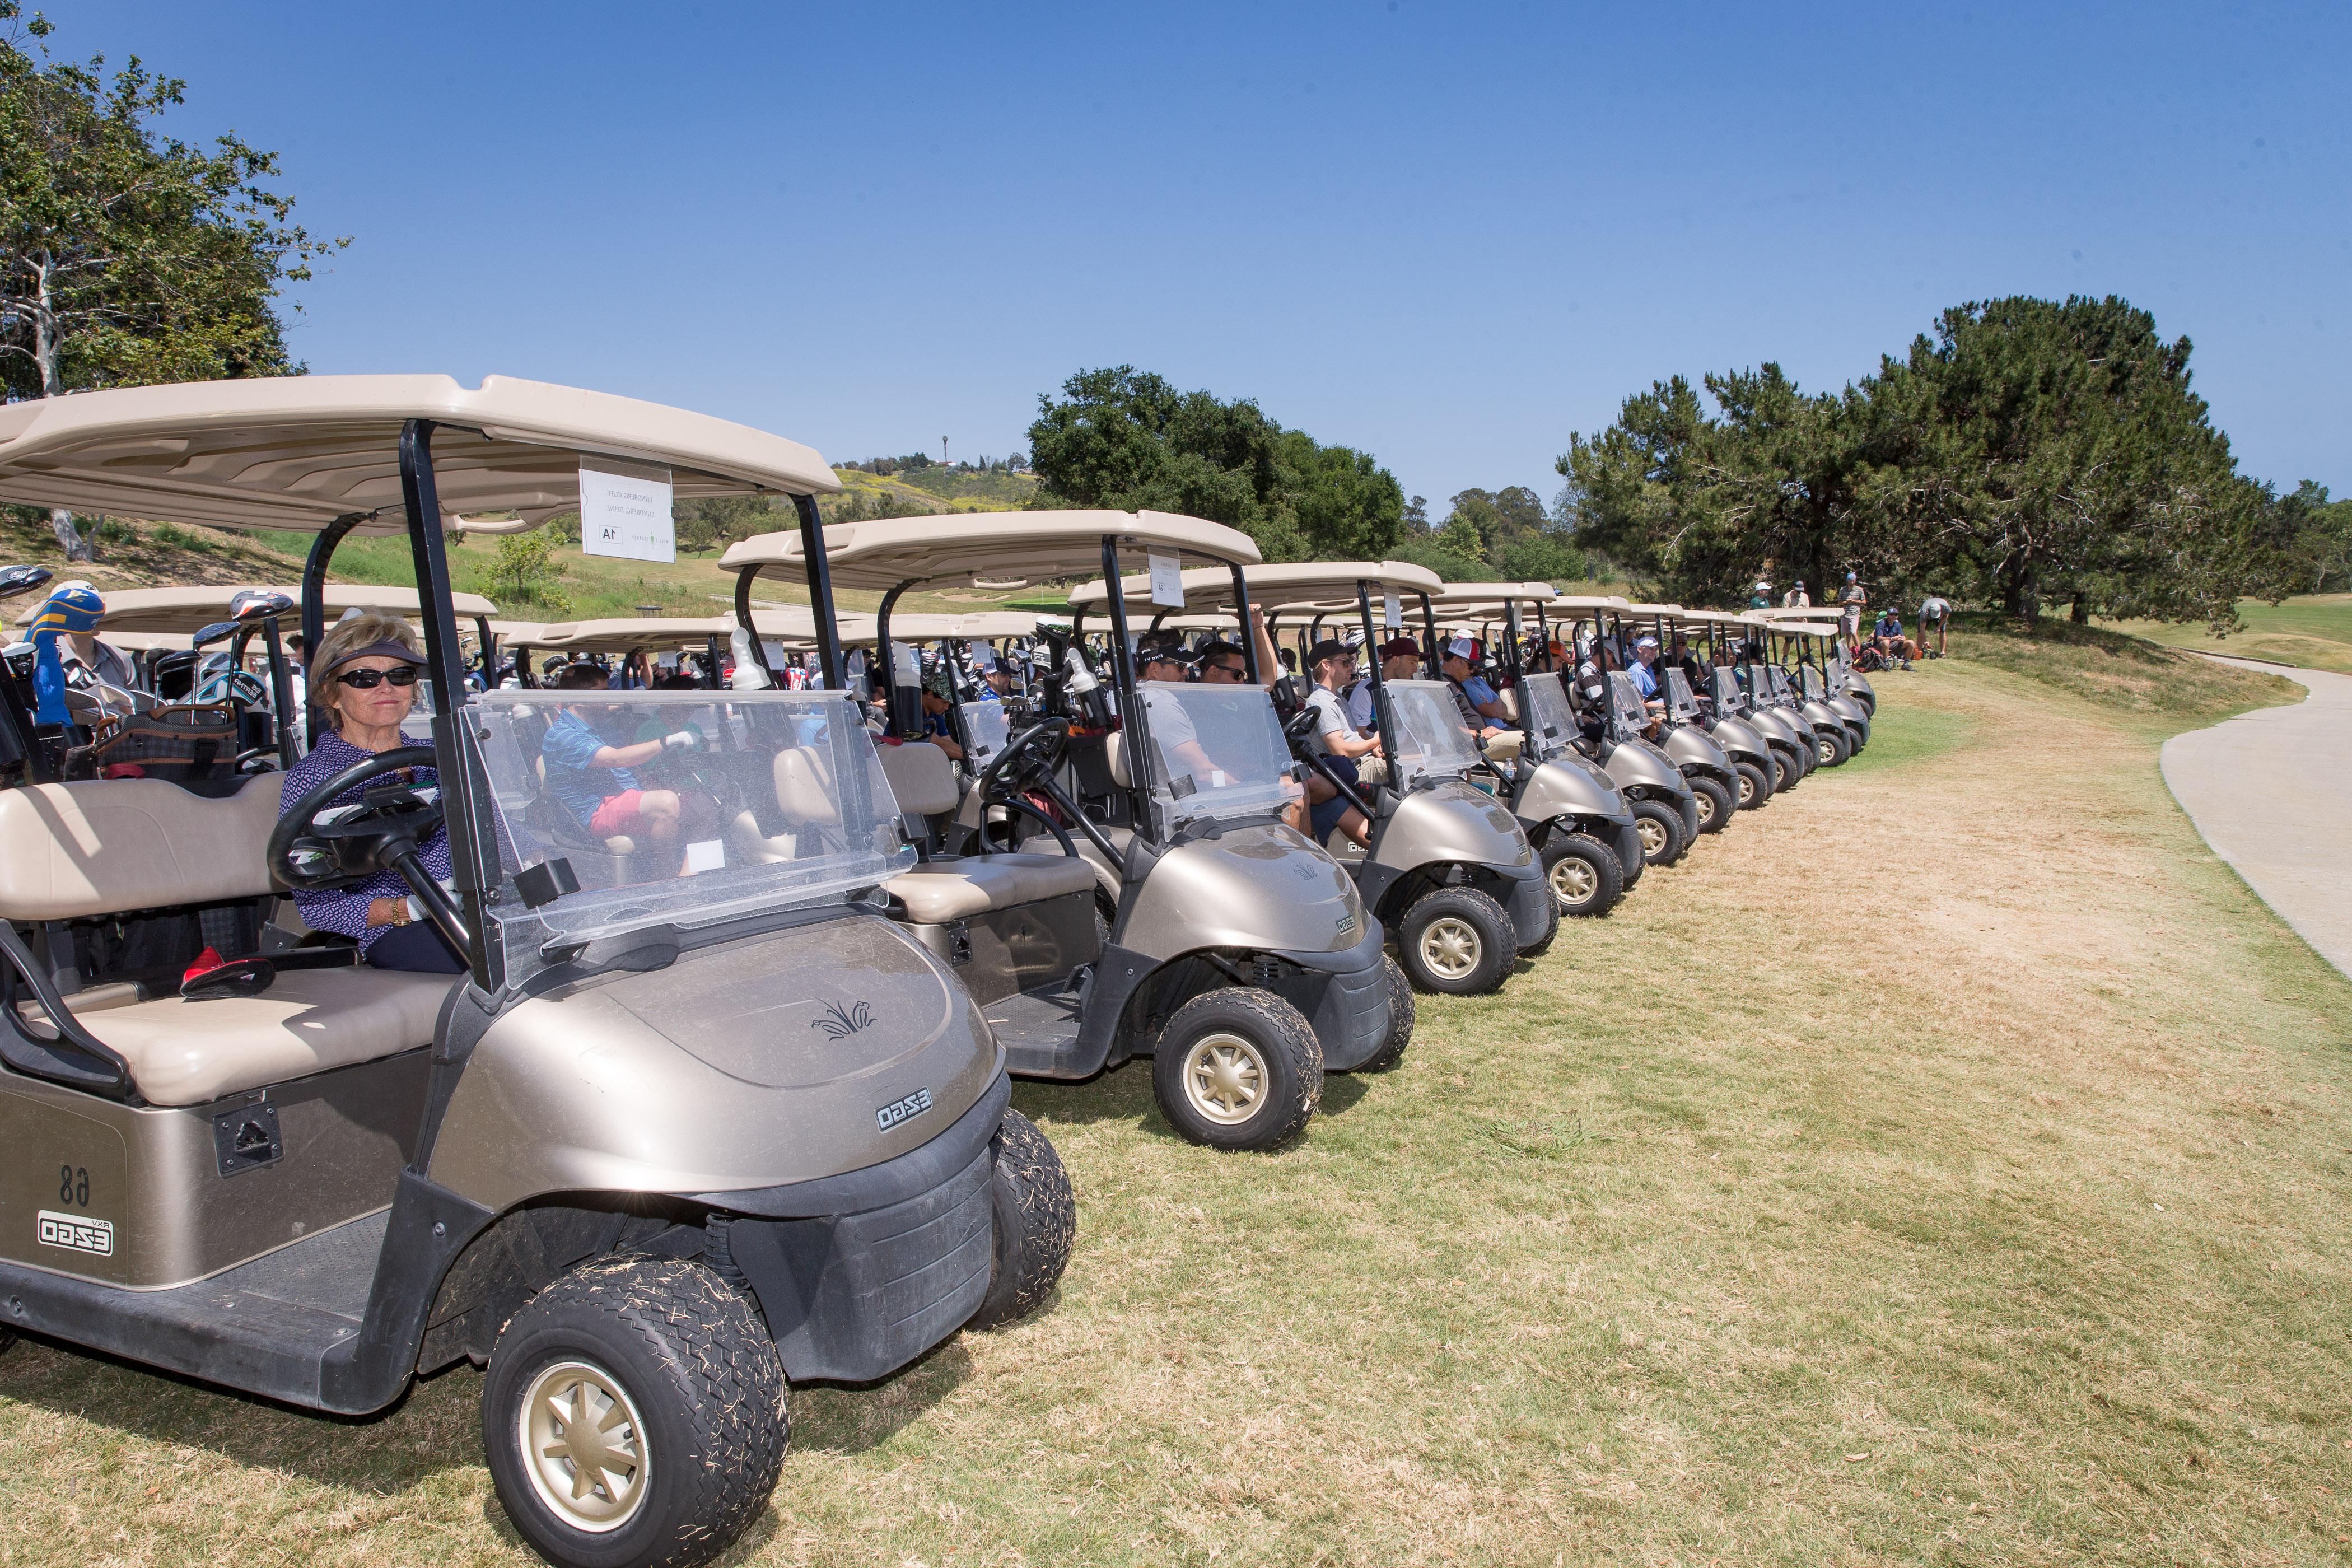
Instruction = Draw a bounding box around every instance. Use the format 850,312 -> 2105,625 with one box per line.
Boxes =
491,531 -> 569,612
0,5 -> 345,559
2276,481 -> 2352,594
1026,366 -> 1403,562
1557,296 -> 2294,627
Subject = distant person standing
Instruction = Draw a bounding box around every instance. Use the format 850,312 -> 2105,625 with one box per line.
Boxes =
1781,580 -> 1810,608
1838,572 -> 1867,641
1748,580 -> 1774,609
1919,592 -> 1951,659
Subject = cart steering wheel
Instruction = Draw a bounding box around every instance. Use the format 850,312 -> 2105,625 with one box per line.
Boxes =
976,716 -> 1068,803
267,744 -> 472,954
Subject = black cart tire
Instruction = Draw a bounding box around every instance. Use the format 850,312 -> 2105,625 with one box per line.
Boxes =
1151,987 -> 1322,1150
1688,776 -> 1734,834
1355,954 -> 1416,1072
1542,833 -> 1622,918
1396,885 -> 1516,995
1630,799 -> 1687,869
969,1108 -> 1075,1330
1771,746 -> 1801,790
483,1257 -> 786,1568
1814,729 -> 1848,767
1733,760 -> 1771,810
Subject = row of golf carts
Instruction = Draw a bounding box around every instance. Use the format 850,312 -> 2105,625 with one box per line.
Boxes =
0,377 -> 1875,1568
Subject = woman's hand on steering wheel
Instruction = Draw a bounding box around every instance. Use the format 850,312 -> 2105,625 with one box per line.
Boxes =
267,744 -> 471,956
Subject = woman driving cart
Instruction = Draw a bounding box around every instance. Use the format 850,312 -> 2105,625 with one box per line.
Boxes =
277,614 -> 464,973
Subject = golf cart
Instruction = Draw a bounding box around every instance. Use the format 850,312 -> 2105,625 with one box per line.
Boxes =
0,376 -> 1071,1568
1719,612 -> 1821,785
1653,608 -> 1780,810
1742,614 -> 1852,768
1547,597 -> 1704,869
1426,583 -> 1641,918
1076,559 -> 1553,996
720,511 -> 1408,1152
1784,622 -> 1871,753
520,615 -> 735,691
1608,602 -> 1744,837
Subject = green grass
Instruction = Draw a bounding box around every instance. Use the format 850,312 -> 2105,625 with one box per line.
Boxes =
6,657 -> 2352,1565
2103,594 -> 2352,675
1944,610 -> 2303,732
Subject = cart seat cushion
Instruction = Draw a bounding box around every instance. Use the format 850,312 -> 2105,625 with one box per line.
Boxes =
1482,730 -> 1524,762
0,775 -> 283,922
878,740 -> 959,818
883,853 -> 1098,923
70,967 -> 457,1107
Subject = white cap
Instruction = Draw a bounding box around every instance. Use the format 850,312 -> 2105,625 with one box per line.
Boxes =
1445,636 -> 1477,660
1636,634 -> 1659,650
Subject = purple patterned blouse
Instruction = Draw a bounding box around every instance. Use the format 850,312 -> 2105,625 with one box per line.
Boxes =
278,730 -> 454,955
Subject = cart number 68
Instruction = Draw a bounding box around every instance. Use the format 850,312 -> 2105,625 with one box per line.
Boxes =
58,1165 -> 88,1208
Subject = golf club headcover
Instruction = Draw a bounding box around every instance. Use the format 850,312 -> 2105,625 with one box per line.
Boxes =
26,584 -> 104,726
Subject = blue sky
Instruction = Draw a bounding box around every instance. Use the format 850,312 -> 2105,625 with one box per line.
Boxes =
49,1 -> 2351,507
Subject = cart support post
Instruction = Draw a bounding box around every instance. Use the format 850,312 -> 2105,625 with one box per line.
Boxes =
396,420 -> 497,990
792,493 -> 845,692
300,512 -> 363,747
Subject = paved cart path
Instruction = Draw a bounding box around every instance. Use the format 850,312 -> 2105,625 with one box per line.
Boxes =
2162,657 -> 2352,982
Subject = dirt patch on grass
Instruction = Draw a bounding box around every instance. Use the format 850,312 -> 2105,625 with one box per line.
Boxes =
2,662 -> 2349,1566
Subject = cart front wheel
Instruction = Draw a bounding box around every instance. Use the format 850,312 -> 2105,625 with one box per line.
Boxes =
1630,800 -> 1687,868
484,1257 -> 786,1568
1814,729 -> 1848,767
970,1108 -> 1076,1329
1152,988 -> 1322,1151
1689,776 -> 1734,834
1734,761 -> 1771,809
1397,885 -> 1516,995
1543,833 -> 1623,918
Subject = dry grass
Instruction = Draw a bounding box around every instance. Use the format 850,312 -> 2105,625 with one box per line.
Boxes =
4,659 -> 2351,1566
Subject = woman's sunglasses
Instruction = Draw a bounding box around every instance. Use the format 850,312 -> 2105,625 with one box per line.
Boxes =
335,665 -> 420,690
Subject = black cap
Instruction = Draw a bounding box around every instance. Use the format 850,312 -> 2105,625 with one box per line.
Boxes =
1305,638 -> 1351,668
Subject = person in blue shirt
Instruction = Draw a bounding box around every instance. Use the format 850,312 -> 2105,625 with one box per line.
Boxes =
1629,634 -> 1669,724
542,663 -> 702,846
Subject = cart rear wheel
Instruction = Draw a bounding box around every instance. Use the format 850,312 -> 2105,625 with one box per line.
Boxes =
1734,760 -> 1771,809
1397,885 -> 1516,995
1689,776 -> 1734,834
1630,800 -> 1687,868
484,1257 -> 785,1568
970,1109 -> 1076,1329
1542,833 -> 1623,918
1151,988 -> 1322,1150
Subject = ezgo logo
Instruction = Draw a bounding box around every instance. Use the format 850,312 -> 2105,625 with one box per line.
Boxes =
38,1210 -> 113,1257
875,1087 -> 933,1132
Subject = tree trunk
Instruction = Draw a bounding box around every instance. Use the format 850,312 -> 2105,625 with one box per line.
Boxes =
50,508 -> 94,564
2069,592 -> 2089,625
2000,557 -> 2041,622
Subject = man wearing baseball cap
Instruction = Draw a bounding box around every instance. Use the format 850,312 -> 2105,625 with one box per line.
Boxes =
1299,638 -> 1378,847
1438,637 -> 1508,740
1346,635 -> 1422,731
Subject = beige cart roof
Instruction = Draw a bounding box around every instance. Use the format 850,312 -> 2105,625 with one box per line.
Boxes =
739,604 -> 877,643
1760,606 -> 1847,623
1067,559 -> 1443,618
1431,581 -> 1560,613
484,619 -> 553,642
93,629 -> 194,652
721,510 -> 1260,594
0,374 -> 837,536
16,581 -> 500,633
529,615 -> 734,655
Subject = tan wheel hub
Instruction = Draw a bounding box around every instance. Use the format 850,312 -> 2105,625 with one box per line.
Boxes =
1737,773 -> 1756,805
1417,916 -> 1482,980
1635,816 -> 1668,856
1695,791 -> 1716,826
520,1359 -> 649,1533
1182,1032 -> 1268,1125
1550,855 -> 1597,907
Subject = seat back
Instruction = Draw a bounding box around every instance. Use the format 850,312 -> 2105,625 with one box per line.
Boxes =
0,776 -> 283,921
1104,730 -> 1131,788
878,741 -> 959,816
1497,687 -> 1520,723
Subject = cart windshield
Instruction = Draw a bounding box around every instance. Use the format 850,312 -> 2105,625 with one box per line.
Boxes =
1767,666 -> 1796,702
1798,665 -> 1827,701
1707,665 -> 1747,713
1607,671 -> 1651,735
959,698 -> 1011,772
1743,664 -> 1776,704
472,689 -> 913,984
1382,679 -> 1482,786
1518,672 -> 1579,760
1662,666 -> 1702,723
1137,682 -> 1302,828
